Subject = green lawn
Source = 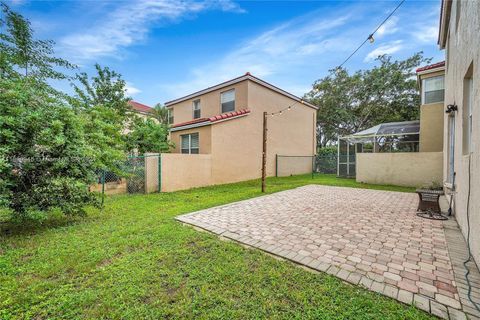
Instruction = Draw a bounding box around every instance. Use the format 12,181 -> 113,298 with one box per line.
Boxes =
0,174 -> 432,319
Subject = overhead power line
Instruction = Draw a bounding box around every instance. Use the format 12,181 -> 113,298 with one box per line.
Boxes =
337,0 -> 406,69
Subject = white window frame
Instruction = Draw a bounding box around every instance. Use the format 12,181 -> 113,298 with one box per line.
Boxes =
422,75 -> 445,105
192,99 -> 201,119
180,133 -> 199,154
220,89 -> 235,113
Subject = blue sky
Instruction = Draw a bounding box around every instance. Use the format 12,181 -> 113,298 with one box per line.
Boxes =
9,0 -> 444,106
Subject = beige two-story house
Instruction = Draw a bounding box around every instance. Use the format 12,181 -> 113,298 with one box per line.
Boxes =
164,73 -> 318,185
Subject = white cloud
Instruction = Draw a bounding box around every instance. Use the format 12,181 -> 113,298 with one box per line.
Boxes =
364,40 -> 403,62
161,13 -> 351,98
376,16 -> 399,37
125,83 -> 141,96
412,26 -> 438,43
59,0 -> 244,62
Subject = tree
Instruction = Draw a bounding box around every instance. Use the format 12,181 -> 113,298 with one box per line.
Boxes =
152,103 -> 170,125
71,64 -> 133,171
72,64 -> 131,118
125,118 -> 173,154
0,77 -> 98,221
305,53 -> 431,147
0,3 -> 75,80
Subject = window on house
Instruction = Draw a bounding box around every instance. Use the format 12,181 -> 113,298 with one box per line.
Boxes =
448,115 -> 456,184
422,75 -> 445,104
167,108 -> 174,124
193,99 -> 201,119
181,133 -> 199,154
463,75 -> 473,154
221,89 -> 235,113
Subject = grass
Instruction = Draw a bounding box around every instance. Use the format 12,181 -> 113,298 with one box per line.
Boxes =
0,174 -> 431,319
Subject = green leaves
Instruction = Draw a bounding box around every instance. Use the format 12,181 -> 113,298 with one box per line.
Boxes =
125,117 -> 173,155
0,77 -> 99,221
0,3 -> 75,81
306,53 -> 431,147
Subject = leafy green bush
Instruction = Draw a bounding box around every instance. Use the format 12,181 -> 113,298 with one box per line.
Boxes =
0,78 -> 99,221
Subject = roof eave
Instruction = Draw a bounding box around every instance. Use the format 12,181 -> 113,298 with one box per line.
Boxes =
438,0 -> 452,49
164,75 -> 318,110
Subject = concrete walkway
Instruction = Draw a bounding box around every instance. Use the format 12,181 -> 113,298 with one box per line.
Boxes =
176,185 -> 480,319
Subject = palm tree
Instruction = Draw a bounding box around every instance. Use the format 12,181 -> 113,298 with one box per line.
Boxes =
152,103 -> 169,125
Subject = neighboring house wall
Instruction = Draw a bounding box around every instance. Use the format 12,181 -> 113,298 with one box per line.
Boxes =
171,126 -> 212,154
419,103 -> 444,152
356,152 -> 443,187
418,69 -> 445,152
441,0 -> 480,265
168,81 -> 248,124
165,77 -> 317,187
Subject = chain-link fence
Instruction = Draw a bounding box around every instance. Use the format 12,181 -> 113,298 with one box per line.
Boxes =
94,154 -> 161,200
314,154 -> 338,174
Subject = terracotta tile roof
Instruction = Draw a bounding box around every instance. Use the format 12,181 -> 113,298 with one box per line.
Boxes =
209,109 -> 250,122
129,100 -> 154,113
171,109 -> 250,130
416,61 -> 445,73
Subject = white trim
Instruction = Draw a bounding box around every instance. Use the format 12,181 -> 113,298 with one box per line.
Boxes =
171,121 -> 210,132
165,74 -> 318,110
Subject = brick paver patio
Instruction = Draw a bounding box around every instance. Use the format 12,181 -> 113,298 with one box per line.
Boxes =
177,185 -> 480,319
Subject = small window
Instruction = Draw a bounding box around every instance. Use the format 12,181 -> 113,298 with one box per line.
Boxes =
221,89 -> 235,113
181,133 -> 199,154
422,75 -> 445,104
193,99 -> 201,119
167,108 -> 174,124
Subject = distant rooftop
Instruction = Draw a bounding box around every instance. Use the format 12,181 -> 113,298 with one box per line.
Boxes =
128,100 -> 153,114
416,61 -> 445,73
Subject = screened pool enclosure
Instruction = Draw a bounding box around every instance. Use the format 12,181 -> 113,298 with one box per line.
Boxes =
337,121 -> 420,177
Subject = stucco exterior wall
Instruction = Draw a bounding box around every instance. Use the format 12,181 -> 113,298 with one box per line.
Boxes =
144,153 -> 160,193
160,153 -> 213,192
170,125 -> 212,154
276,156 -> 313,177
419,103 -> 444,152
356,152 -> 443,187
442,0 -> 480,265
208,80 -> 316,184
167,81 -> 248,125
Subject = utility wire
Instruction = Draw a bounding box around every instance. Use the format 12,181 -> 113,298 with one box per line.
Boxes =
271,0 -> 406,116
337,0 -> 406,69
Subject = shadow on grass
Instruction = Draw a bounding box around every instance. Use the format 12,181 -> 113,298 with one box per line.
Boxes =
0,208 -> 99,237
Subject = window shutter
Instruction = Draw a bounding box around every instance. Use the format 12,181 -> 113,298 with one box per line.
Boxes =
190,133 -> 199,148
221,89 -> 235,113
181,135 -> 189,149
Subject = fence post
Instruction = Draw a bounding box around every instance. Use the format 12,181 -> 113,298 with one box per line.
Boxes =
158,154 -> 162,192
275,154 -> 278,177
101,169 -> 106,207
311,155 -> 315,179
